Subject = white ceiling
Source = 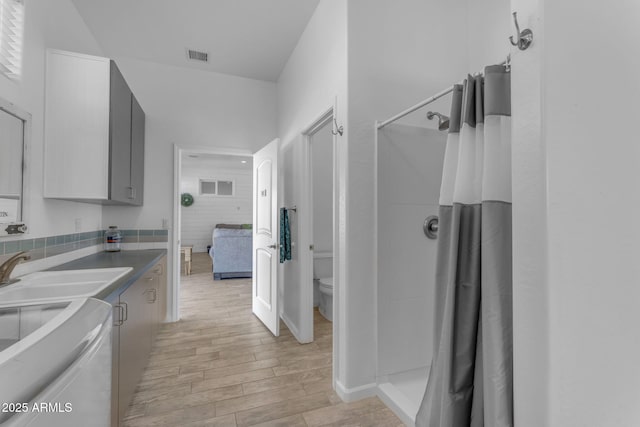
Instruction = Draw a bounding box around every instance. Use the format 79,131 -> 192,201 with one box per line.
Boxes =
71,0 -> 320,82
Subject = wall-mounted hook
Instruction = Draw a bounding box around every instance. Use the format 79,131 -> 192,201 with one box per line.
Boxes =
332,118 -> 344,136
509,12 -> 533,51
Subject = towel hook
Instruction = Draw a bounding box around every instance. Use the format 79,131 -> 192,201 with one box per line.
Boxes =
332,118 -> 344,136
509,12 -> 533,50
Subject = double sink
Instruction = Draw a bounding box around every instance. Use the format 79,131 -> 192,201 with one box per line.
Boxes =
0,267 -> 132,308
0,267 -> 132,423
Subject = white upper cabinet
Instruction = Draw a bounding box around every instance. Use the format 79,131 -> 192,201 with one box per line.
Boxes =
44,49 -> 145,206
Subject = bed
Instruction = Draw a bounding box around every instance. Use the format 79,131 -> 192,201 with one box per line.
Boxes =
208,224 -> 252,280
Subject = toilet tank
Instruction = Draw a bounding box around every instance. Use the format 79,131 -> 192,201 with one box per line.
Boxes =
313,252 -> 333,279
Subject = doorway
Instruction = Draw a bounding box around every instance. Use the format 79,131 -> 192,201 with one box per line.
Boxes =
308,120 -> 334,327
171,147 -> 253,321
295,108 -> 338,348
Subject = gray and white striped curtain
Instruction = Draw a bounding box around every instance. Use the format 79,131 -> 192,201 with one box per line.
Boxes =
416,65 -> 513,427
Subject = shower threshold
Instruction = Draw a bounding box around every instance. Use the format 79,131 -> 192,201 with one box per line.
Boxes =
377,367 -> 429,427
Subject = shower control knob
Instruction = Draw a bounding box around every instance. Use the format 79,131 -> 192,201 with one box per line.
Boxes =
424,216 -> 439,240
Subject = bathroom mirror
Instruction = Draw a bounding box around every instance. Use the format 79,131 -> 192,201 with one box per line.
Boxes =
0,97 -> 30,236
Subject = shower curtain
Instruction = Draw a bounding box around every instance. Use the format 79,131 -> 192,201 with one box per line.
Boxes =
416,65 -> 512,427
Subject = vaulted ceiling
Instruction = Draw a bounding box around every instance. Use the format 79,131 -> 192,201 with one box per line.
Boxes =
71,0 -> 320,82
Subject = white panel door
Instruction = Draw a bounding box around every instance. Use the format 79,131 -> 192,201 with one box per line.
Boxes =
252,139 -> 280,336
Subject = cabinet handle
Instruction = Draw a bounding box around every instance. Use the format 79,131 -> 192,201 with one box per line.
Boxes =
127,186 -> 136,200
114,304 -> 124,326
121,301 -> 128,322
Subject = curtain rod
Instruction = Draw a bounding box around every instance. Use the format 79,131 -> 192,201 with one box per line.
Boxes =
377,86 -> 454,129
376,56 -> 510,130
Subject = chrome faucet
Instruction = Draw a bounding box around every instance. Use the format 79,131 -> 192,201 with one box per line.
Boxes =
0,251 -> 31,287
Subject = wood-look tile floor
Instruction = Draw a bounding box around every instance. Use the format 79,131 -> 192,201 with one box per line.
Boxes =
123,253 -> 403,427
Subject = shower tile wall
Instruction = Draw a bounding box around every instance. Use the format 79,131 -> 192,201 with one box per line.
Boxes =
377,124 -> 446,376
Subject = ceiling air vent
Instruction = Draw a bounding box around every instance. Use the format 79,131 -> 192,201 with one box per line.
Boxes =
186,49 -> 208,62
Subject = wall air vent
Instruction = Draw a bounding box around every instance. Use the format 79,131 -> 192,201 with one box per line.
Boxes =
186,49 -> 208,62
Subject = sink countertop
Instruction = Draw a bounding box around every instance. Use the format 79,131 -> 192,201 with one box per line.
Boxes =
47,249 -> 167,303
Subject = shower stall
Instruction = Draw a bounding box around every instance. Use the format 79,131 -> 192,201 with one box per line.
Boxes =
375,122 -> 446,425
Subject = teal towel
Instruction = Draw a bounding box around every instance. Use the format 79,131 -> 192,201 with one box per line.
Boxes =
280,208 -> 291,263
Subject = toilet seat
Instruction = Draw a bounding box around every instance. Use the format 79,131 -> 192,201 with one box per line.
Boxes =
318,277 -> 333,287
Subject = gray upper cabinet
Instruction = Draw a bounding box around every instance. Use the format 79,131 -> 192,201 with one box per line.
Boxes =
44,49 -> 145,206
109,61 -> 134,204
130,95 -> 145,206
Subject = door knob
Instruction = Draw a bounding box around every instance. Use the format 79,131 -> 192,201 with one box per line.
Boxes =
268,243 -> 278,249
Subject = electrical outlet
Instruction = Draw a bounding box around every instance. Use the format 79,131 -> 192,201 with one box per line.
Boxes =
74,218 -> 82,232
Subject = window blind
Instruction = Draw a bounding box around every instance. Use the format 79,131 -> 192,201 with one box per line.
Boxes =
0,0 -> 24,81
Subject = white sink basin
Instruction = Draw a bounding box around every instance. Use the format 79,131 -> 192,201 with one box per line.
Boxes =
0,298 -> 112,425
0,267 -> 132,308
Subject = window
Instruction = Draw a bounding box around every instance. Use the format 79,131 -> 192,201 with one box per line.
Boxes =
199,179 -> 234,197
0,0 -> 25,81
200,180 -> 216,195
217,180 -> 233,196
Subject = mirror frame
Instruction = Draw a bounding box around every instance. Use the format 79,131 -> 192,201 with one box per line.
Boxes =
0,97 -> 31,237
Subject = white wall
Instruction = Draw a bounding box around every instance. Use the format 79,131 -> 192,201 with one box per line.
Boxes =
276,0 -> 511,397
102,57 -> 277,231
466,0 -> 512,72
180,162 -> 252,253
275,0 -> 347,374
0,0 -> 105,239
512,1 -> 640,426
344,0 -> 511,395
346,0 -> 502,392
510,0 -> 548,425
100,57 -> 277,322
377,124 -> 445,376
279,139 -> 302,334
277,0 -> 347,146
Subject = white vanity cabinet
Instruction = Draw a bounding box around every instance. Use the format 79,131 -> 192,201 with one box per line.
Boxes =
44,49 -> 145,206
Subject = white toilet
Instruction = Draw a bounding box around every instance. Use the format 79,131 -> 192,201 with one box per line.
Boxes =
318,276 -> 333,322
313,254 -> 333,322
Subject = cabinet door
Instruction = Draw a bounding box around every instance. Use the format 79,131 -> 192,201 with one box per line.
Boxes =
152,257 -> 167,324
117,278 -> 152,422
44,50 -> 111,200
129,95 -> 145,206
110,306 -> 120,427
109,61 -> 133,204
143,273 -> 159,345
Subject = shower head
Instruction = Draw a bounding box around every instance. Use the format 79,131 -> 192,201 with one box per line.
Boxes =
426,111 -> 450,131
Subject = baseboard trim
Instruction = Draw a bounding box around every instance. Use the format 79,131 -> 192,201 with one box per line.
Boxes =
335,380 -> 377,402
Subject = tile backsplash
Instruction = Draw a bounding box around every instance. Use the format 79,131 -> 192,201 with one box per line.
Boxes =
0,229 -> 169,262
